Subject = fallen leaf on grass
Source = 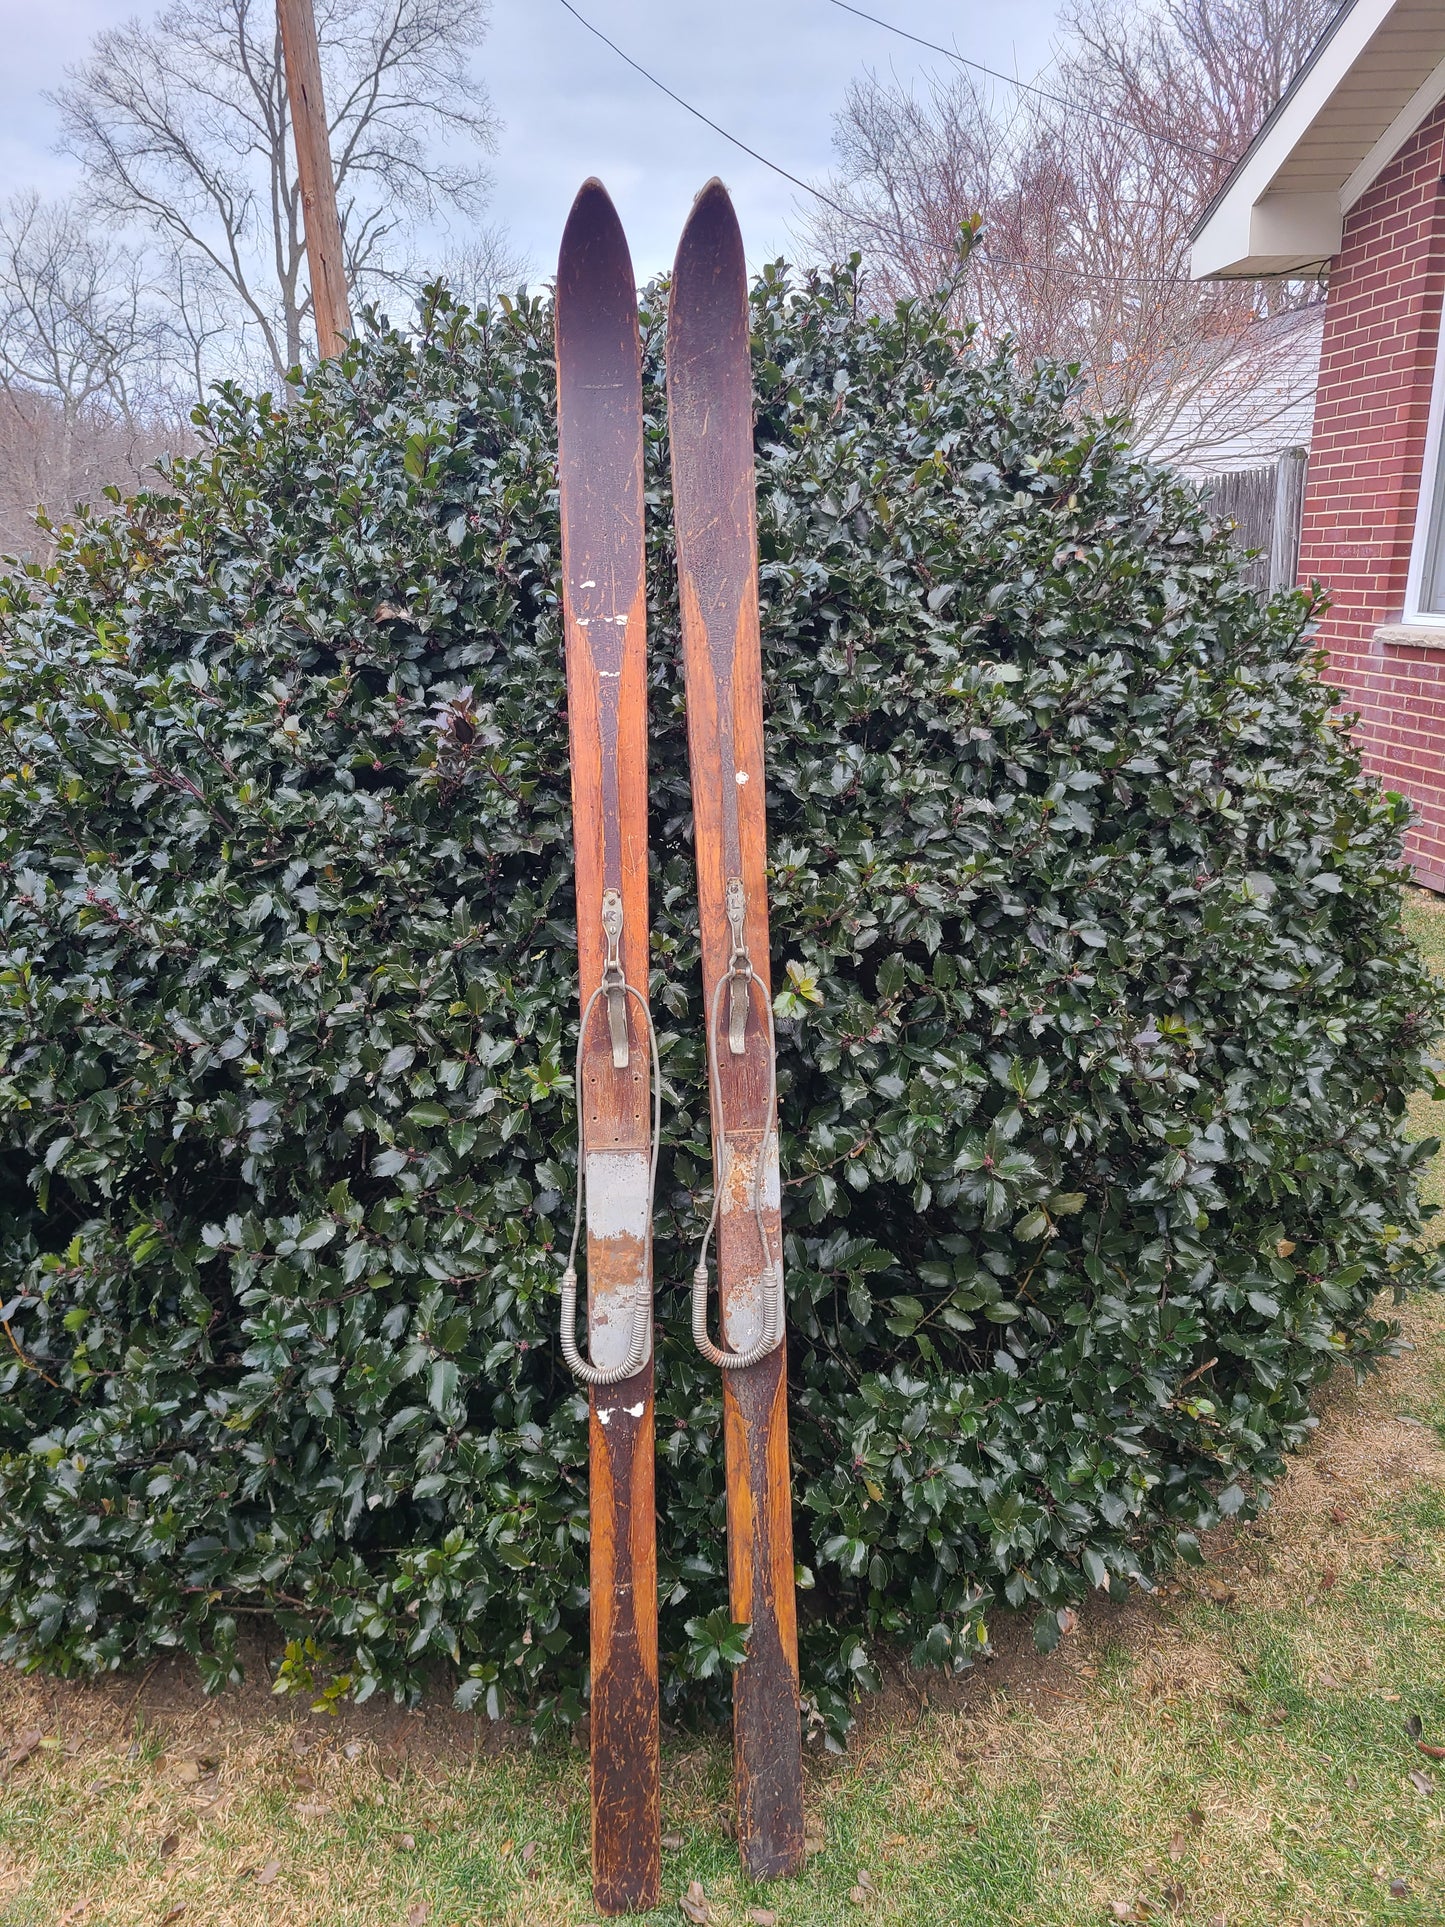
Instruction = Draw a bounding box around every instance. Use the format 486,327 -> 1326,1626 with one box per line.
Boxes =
1328,1506 -> 1349,1525
1198,1577 -> 1236,1606
1167,1831 -> 1186,1862
394,1834 -> 417,1851
406,1905 -> 430,1927
1389,1878 -> 1410,1898
1407,1770 -> 1435,1795
160,1909 -> 186,1925
1405,1714 -> 1423,1738
680,1879 -> 712,1923
1319,1568 -> 1337,1590
1187,1808 -> 1205,1831
1316,1673 -> 1344,1690
803,1820 -> 826,1854
747,1911 -> 777,1926
662,1831 -> 685,1851
343,1741 -> 364,1761
294,1800 -> 334,1820
1,1728 -> 46,1777
158,1833 -> 180,1860
255,1858 -> 281,1887
1057,1607 -> 1079,1635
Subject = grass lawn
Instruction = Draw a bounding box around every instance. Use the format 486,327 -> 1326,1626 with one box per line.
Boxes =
1,904 -> 1443,1926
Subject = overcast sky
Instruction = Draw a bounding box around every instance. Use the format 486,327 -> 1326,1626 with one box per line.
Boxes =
0,0 -> 1065,280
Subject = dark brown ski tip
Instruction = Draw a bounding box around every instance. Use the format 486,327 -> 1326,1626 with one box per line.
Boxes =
672,176 -> 745,300
557,179 -> 636,342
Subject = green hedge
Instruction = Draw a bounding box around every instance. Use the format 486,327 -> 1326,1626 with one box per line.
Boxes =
0,265 -> 1440,1735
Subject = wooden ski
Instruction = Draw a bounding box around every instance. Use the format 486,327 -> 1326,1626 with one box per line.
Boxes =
668,178 -> 806,1883
555,178 -> 661,1918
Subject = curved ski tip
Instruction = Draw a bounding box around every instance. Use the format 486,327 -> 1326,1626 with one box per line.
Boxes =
557,177 -> 633,284
562,176 -> 620,235
674,177 -> 744,277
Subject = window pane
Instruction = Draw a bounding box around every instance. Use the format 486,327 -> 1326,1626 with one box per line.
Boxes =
1420,416 -> 1445,613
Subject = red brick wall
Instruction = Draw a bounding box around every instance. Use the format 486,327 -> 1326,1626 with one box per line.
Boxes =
1298,97 -> 1445,889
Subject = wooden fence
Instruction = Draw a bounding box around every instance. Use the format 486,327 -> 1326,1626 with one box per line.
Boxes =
1201,445 -> 1308,593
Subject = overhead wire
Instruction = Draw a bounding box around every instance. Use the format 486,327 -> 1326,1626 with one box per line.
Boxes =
550,0 -> 1240,295
823,0 -> 1229,164
555,0 -> 850,216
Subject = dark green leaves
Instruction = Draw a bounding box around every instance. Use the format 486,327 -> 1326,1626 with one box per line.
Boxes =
0,262 -> 1439,1744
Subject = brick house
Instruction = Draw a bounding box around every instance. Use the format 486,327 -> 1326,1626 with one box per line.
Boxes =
1192,0 -> 1445,888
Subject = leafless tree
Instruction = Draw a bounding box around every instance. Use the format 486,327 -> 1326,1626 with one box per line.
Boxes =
0,193 -> 194,559
56,0 -> 504,384
805,0 -> 1341,466
435,225 -> 532,311
0,194 -> 157,427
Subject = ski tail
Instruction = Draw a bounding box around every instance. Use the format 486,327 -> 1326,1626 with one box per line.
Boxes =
555,177 -> 661,1918
668,177 -> 806,1882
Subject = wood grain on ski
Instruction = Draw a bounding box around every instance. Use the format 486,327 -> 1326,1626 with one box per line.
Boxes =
668,178 -> 805,1883
555,177 -> 660,1918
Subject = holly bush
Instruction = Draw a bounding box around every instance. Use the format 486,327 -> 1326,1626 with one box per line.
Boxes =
0,265 -> 1440,1736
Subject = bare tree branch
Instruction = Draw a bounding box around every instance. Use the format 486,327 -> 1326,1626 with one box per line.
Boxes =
803,0 -> 1341,468
54,0 -> 503,384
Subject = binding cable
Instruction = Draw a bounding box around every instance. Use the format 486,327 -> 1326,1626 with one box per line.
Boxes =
691,923 -> 787,1371
559,924 -> 662,1388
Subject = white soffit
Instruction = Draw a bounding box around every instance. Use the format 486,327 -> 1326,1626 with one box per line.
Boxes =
1191,0 -> 1445,280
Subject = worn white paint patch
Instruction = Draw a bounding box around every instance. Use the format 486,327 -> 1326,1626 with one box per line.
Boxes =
586,1151 -> 649,1240
761,1138 -> 781,1211
719,1134 -> 782,1353
579,579 -> 596,589
585,1149 -> 651,1371
625,1400 -> 645,1418
735,769 -> 749,784
597,1406 -> 613,1425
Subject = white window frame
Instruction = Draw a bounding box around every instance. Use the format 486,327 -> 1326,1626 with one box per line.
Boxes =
1404,319 -> 1445,624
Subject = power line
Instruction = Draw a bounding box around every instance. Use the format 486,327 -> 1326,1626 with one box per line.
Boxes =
549,0 -> 1231,297
824,0 -> 1228,165
554,0 -> 850,217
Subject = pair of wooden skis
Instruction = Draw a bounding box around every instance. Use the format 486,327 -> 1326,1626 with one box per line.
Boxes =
555,178 -> 803,1916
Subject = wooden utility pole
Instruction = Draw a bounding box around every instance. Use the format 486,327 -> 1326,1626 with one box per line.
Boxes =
277,0 -> 352,358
